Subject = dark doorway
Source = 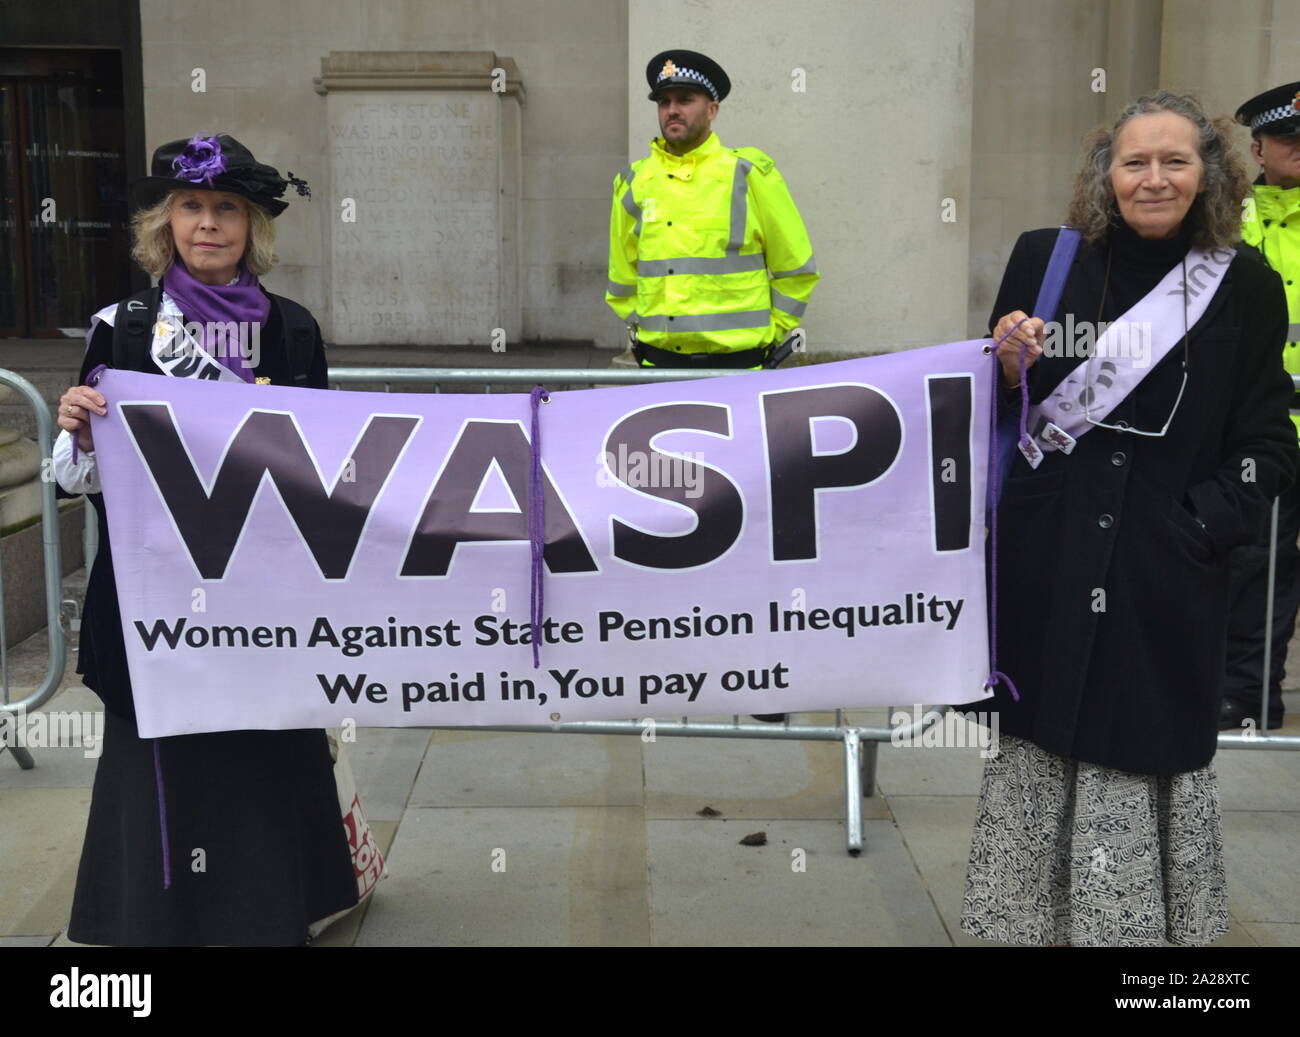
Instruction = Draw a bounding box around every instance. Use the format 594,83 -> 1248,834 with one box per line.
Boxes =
1,48 -> 131,337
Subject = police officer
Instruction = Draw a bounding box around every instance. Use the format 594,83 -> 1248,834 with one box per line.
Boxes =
606,49 -> 819,369
1222,82 -> 1300,730
608,51 -> 815,721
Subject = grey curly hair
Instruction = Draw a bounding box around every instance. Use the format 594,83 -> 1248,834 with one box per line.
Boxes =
1065,91 -> 1250,249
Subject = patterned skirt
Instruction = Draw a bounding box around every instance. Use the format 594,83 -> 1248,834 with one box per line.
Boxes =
959,733 -> 1229,947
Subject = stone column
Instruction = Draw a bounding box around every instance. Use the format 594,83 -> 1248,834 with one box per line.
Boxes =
315,51 -> 525,346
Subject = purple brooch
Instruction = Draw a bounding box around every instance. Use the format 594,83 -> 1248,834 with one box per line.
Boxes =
171,134 -> 226,185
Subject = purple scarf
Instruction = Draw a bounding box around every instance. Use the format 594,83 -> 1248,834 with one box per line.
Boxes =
161,260 -> 271,384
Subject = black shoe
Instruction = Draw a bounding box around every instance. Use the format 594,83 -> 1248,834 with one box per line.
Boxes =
750,713 -> 788,723
1219,697 -> 1284,731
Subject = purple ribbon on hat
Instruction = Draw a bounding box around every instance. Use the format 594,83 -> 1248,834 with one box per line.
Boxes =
171,134 -> 226,186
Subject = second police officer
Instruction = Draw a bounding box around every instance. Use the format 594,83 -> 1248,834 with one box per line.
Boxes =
1222,81 -> 1300,731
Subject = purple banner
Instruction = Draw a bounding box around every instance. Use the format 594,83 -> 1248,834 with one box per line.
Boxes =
92,341 -> 994,737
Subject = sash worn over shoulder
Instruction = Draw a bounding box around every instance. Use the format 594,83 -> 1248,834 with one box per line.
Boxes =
1021,244 -> 1236,466
99,286 -> 248,384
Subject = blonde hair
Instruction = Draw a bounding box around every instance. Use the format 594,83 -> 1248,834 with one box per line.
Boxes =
130,190 -> 277,278
1065,91 -> 1250,250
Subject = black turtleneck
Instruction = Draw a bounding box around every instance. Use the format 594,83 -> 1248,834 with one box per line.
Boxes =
1086,215 -> 1196,320
1100,216 -> 1197,316
989,215 -> 1199,333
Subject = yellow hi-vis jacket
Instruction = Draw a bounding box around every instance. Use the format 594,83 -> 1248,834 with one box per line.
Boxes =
606,132 -> 819,357
1242,179 -> 1300,437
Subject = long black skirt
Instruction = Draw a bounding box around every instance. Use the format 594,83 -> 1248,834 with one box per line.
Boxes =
68,709 -> 359,946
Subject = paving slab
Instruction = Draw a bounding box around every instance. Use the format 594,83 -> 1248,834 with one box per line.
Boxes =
887,795 -> 988,947
354,806 -> 650,946
1241,921 -> 1300,946
1223,811 -> 1300,924
875,734 -> 990,798
0,787 -> 89,938
643,730 -> 888,821
1214,745 -> 1300,812
410,730 -> 644,808
647,818 -> 949,946
0,736 -> 101,788
344,727 -> 433,822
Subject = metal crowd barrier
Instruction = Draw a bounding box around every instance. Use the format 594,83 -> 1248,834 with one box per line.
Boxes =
0,371 -> 68,771
7,365 -> 1298,853
322,365 -> 1300,853
327,365 -> 929,854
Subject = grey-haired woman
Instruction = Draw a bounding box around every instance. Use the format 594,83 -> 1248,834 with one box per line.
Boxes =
961,92 -> 1297,946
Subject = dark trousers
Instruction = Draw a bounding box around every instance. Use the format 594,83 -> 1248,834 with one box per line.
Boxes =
1223,478 -> 1300,720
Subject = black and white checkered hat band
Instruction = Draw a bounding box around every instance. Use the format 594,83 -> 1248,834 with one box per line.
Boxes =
656,66 -> 718,100
1251,103 -> 1300,132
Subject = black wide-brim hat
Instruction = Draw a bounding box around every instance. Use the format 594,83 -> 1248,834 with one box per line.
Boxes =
129,133 -> 310,217
646,49 -> 730,102
1235,82 -> 1300,137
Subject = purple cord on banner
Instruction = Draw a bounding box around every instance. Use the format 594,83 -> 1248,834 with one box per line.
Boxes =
528,385 -> 550,669
70,363 -> 109,467
984,327 -> 1025,703
152,740 -> 172,889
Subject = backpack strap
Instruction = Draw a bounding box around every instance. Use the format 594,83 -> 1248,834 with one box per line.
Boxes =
111,284 -> 162,371
1031,226 -> 1082,322
991,226 -> 1083,504
269,293 -> 316,384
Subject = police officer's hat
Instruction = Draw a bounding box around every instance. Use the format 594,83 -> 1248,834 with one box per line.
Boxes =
1235,81 -> 1300,138
646,50 -> 730,103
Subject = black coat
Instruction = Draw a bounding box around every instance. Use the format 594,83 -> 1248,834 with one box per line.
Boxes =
74,292 -> 328,723
983,222 -> 1297,775
63,291 -> 357,947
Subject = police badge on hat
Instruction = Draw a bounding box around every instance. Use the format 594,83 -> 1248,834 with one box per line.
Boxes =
646,49 -> 731,102
1236,81 -> 1300,137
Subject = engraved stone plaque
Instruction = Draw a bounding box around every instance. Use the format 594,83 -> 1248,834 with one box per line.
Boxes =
318,52 -> 523,346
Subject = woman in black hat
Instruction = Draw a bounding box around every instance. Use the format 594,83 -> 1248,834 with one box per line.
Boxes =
52,134 -> 361,946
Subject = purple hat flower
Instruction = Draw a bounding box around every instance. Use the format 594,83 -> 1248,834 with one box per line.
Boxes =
132,133 -> 308,218
170,134 -> 227,186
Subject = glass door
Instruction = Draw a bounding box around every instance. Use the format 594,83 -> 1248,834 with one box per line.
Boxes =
0,82 -> 25,337
0,49 -> 131,337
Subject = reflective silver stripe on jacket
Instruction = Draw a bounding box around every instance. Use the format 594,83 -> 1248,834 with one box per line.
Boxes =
638,254 -> 766,276
619,165 -> 642,236
771,254 -> 818,278
726,157 -> 753,254
636,309 -> 772,333
607,280 -> 636,298
1289,322 -> 1300,343
770,288 -> 806,318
